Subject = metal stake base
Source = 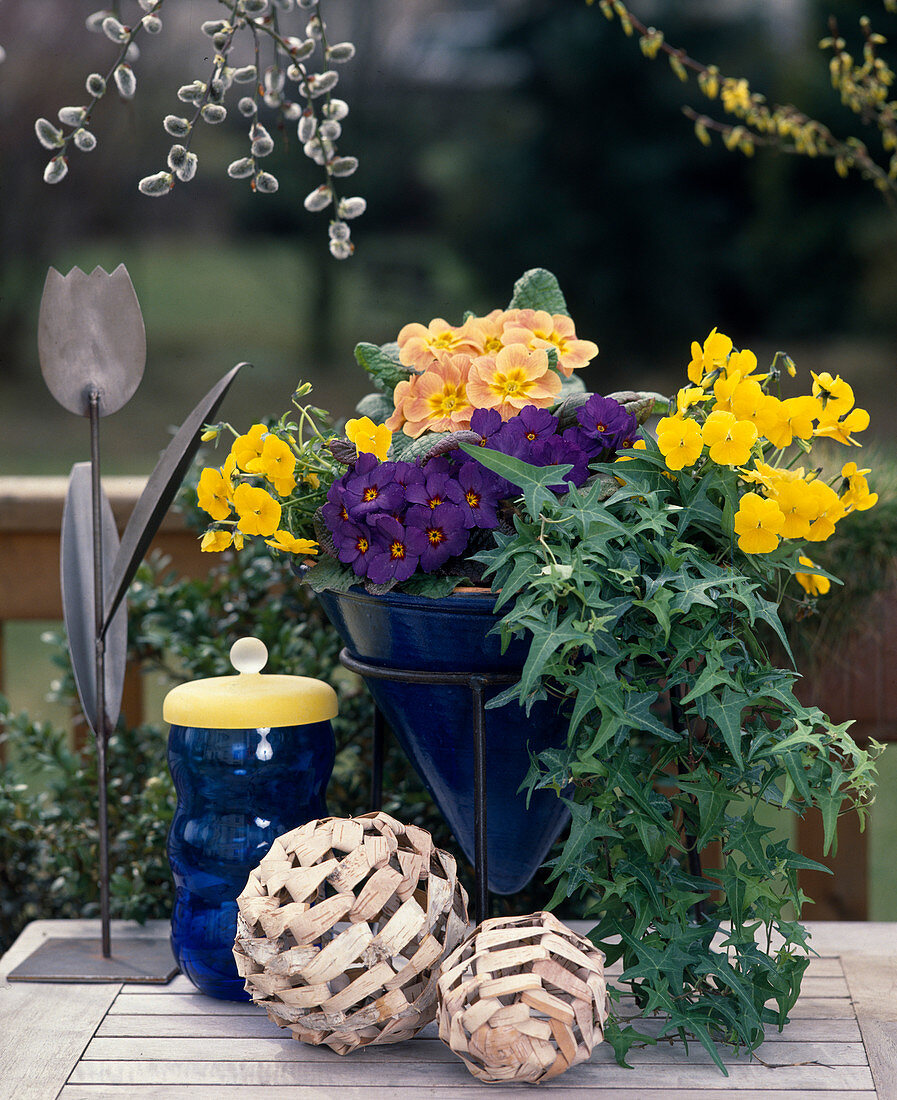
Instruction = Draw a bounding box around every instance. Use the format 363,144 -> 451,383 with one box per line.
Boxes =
339,648 -> 518,924
6,936 -> 178,984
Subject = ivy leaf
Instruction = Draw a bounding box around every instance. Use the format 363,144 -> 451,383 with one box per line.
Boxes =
703,686 -> 748,767
354,341 -> 411,395
507,267 -> 570,315
458,442 -> 571,517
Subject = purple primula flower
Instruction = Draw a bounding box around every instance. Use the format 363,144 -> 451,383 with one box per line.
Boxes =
470,407 -> 503,440
406,466 -> 466,510
330,519 -> 378,577
456,460 -> 501,529
576,394 -> 638,452
393,460 -> 426,496
340,453 -> 405,519
365,514 -> 429,584
533,434 -> 590,491
502,405 -> 559,451
406,502 -> 469,571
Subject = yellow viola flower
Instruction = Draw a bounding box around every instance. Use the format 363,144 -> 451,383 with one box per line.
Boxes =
814,406 -> 870,446
734,492 -> 785,554
712,370 -> 743,413
256,434 -> 297,497
675,386 -> 707,414
701,410 -> 758,466
687,328 -> 733,386
265,530 -> 320,555
726,347 -> 762,380
466,344 -> 562,420
804,480 -> 846,542
841,461 -> 878,512
231,423 -> 268,472
656,415 -> 704,470
232,531 -> 244,551
769,478 -> 818,540
811,371 -> 855,418
795,555 -> 831,597
197,467 -> 232,522
233,483 -> 281,537
764,395 -> 821,449
345,416 -> 392,461
729,378 -> 779,437
200,529 -> 233,553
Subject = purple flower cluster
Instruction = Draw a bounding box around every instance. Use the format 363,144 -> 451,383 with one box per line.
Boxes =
322,396 -> 638,584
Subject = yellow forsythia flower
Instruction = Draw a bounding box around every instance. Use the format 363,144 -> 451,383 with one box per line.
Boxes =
795,555 -> 831,596
233,483 -> 281,536
656,416 -> 703,470
734,492 -> 785,554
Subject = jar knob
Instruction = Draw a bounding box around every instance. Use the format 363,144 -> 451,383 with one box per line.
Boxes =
230,637 -> 268,675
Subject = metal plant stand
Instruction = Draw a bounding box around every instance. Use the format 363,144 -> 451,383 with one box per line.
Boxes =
338,648 -> 519,923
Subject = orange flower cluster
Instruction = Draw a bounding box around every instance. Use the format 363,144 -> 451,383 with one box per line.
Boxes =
386,308 -> 598,438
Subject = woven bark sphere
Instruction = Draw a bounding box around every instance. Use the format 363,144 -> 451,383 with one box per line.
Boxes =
233,811 -> 469,1054
436,912 -> 607,1084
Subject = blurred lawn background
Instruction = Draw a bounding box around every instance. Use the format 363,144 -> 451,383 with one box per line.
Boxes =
1,0 -> 895,916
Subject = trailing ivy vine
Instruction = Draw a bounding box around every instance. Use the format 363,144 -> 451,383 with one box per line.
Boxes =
466,442 -> 881,1072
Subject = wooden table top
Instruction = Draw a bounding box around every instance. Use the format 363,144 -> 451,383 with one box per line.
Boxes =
1,919 -> 895,1099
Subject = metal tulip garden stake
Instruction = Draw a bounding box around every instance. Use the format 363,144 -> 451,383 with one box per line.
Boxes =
8,264 -> 244,983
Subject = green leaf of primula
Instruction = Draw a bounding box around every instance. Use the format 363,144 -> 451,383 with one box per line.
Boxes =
507,268 -> 570,315
354,391 -> 394,425
302,554 -> 356,593
354,341 -> 411,395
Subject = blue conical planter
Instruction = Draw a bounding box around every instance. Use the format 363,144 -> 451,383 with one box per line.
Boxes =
317,586 -> 570,895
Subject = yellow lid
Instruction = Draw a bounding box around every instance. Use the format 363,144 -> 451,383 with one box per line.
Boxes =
163,637 -> 338,729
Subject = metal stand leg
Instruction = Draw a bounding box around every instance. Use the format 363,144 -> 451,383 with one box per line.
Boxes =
338,649 -> 514,924
370,707 -> 385,813
470,676 -> 489,924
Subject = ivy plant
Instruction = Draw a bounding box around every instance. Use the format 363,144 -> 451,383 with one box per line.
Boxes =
467,440 -> 881,1072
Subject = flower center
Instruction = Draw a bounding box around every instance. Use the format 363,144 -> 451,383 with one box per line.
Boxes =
390,540 -> 406,560
428,495 -> 443,509
362,486 -> 379,502
356,536 -> 369,553
466,490 -> 480,508
427,527 -> 445,546
526,431 -> 537,441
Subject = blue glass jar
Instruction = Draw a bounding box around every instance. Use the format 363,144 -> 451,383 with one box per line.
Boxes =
164,638 -> 337,1000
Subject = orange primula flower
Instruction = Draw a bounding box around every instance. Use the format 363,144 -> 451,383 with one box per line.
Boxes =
457,309 -> 520,356
401,352 -> 474,438
397,318 -> 479,371
501,309 -> 598,378
466,345 -> 562,419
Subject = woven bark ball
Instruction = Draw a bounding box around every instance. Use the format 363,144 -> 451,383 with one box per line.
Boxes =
233,811 -> 469,1054
436,911 -> 608,1084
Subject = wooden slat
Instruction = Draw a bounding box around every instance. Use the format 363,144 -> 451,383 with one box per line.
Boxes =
66,1058 -> 877,1089
81,1034 -> 872,1067
857,1021 -> 897,1100
94,1012 -> 863,1043
58,1091 -> 879,1100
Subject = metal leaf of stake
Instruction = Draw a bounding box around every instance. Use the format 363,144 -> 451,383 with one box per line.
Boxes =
8,265 -> 245,983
